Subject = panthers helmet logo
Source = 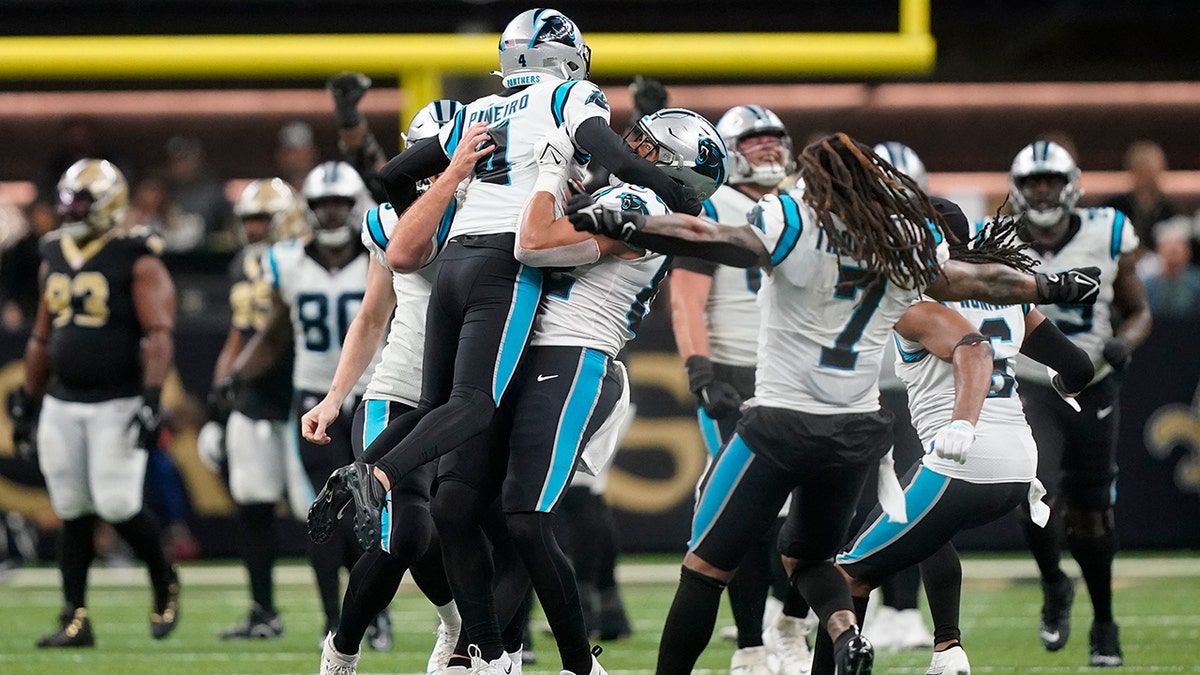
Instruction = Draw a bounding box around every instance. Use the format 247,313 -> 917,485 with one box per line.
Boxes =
619,192 -> 650,215
749,204 -> 766,231
695,137 -> 728,186
585,89 -> 610,111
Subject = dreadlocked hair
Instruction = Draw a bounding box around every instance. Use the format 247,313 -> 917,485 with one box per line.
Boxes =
948,198 -> 1040,273
798,132 -> 946,290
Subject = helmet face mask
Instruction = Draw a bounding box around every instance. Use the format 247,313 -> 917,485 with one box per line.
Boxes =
716,105 -> 795,187
497,9 -> 590,88
1009,141 -> 1081,228
56,158 -> 128,241
301,161 -> 372,249
402,98 -> 464,195
872,141 -> 928,193
235,177 -> 306,245
626,108 -> 728,201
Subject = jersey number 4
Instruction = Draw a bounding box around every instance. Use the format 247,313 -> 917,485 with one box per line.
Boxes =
297,292 -> 364,352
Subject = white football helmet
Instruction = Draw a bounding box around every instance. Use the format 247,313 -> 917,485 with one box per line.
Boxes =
403,99 -> 463,150
873,142 -> 928,192
496,8 -> 591,88
1009,141 -> 1082,228
301,161 -> 372,248
234,177 -> 307,244
625,108 -> 728,201
56,158 -> 128,241
716,105 -> 795,187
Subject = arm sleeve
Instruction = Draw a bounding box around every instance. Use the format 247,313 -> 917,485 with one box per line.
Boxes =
671,255 -> 718,276
1020,318 -> 1095,392
574,117 -> 702,216
378,138 -> 451,214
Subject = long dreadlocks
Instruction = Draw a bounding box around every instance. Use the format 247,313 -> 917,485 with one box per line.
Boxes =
799,132 -> 945,290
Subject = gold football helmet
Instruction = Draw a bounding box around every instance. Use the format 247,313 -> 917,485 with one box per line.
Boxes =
234,177 -> 308,244
56,158 -> 129,240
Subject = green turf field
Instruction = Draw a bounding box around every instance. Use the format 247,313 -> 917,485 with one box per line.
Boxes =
1,554 -> 1197,674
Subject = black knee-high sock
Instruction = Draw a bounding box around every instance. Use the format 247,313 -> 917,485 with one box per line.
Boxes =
309,522 -> 351,627
410,532 -> 454,608
433,481 -> 503,662
1067,526 -> 1117,623
333,549 -> 407,654
882,564 -> 921,611
656,566 -> 727,675
110,509 -> 174,607
766,519 -> 790,602
503,586 -> 535,654
919,541 -> 963,646
791,561 -> 852,626
59,515 -> 97,609
493,536 -> 533,653
1020,504 -> 1066,583
811,623 -> 835,675
729,538 -> 770,648
507,511 -> 591,674
237,503 -> 277,612
782,577 -> 812,619
594,498 -> 620,592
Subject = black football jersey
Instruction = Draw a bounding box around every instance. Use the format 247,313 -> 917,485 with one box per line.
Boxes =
227,244 -> 294,421
40,228 -> 162,402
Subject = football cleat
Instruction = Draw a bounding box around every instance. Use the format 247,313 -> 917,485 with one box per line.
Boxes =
150,572 -> 181,639
426,618 -> 460,675
833,629 -> 874,675
1089,620 -> 1123,667
764,612 -> 814,674
596,587 -> 632,641
320,631 -> 360,675
37,606 -> 95,648
1039,575 -> 1075,651
220,603 -> 284,639
892,609 -> 935,651
468,645 -> 516,675
365,608 -> 392,651
926,644 -> 971,675
309,462 -> 384,550
557,645 -> 607,675
730,645 -> 773,675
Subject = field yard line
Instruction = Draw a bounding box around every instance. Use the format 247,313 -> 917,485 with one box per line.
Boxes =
3,556 -> 1197,588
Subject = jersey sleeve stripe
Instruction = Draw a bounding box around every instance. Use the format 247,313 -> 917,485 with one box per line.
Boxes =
551,82 -> 578,127
701,199 -> 717,220
365,207 -> 389,250
1110,210 -> 1126,259
770,193 -> 803,266
266,247 -> 280,289
894,334 -> 929,363
443,108 -> 468,156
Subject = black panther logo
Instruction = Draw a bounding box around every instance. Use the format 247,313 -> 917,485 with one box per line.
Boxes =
695,136 -> 727,185
619,192 -> 650,214
585,89 -> 610,111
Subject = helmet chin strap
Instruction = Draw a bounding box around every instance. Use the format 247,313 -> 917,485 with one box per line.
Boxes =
315,227 -> 353,248
1025,207 -> 1065,228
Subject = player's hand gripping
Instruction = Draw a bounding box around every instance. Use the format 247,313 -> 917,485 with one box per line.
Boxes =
301,397 -> 341,445
929,419 -> 975,464
130,387 -> 163,452
685,356 -> 743,418
1035,266 -> 1101,305
327,71 -> 372,128
442,123 -> 495,185
567,194 -> 646,240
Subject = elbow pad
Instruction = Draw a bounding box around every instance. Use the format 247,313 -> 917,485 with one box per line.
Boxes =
514,238 -> 601,268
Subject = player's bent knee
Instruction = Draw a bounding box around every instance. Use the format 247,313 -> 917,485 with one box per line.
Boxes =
95,494 -> 141,523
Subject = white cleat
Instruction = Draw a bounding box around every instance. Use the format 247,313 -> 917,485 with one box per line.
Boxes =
468,646 -> 515,675
862,605 -> 900,652
505,649 -> 524,675
730,645 -> 774,675
427,620 -> 462,675
557,649 -> 608,675
320,632 -> 360,675
893,608 -> 935,651
926,645 -> 971,675
763,613 -> 814,675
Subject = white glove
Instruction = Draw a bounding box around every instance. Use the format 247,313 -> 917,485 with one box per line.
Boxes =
197,421 -> 226,473
1047,366 -> 1082,412
929,419 -> 975,464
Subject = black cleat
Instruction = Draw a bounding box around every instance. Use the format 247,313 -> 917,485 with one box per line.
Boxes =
37,607 -> 95,648
1089,620 -> 1123,667
1039,575 -> 1075,651
150,573 -> 181,639
310,462 -> 385,551
220,603 -> 284,639
834,630 -> 873,675
597,587 -> 633,641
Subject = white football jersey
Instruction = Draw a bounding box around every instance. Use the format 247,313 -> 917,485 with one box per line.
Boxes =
532,184 -> 670,357
438,78 -> 610,238
263,241 -> 379,394
360,203 -> 445,406
996,207 -> 1138,386
698,185 -> 763,367
748,188 -> 923,414
897,299 -> 1037,482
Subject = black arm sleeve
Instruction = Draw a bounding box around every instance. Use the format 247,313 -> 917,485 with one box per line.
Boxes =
1019,319 -> 1095,393
379,138 -> 451,213
670,255 -> 718,276
624,230 -> 759,269
574,117 -> 703,216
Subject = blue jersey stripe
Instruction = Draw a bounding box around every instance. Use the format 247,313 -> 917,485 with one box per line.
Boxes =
690,434 -> 754,549
894,334 -> 929,363
551,82 -> 577,127
266,247 -> 281,289
364,399 -> 389,446
537,349 -> 607,512
770,193 -> 803,266
366,207 -> 389,250
444,108 -> 467,156
492,265 -> 544,404
701,199 -> 717,220
837,466 -> 948,564
1110,210 -> 1126,260
697,408 -> 723,457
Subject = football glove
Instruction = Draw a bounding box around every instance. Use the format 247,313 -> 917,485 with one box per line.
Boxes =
630,75 -> 669,120
1047,366 -> 1083,413
130,387 -> 163,452
327,71 -> 372,128
1102,336 -> 1133,371
6,388 -> 39,463
1035,266 -> 1102,305
196,421 -> 226,473
685,355 -> 743,419
206,374 -> 242,425
567,194 -> 646,240
928,419 -> 975,464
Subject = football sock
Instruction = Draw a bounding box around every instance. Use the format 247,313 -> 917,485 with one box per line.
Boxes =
790,560 -> 852,627
308,525 -> 350,628
811,625 -> 835,675
237,503 -> 277,613
881,563 -> 921,611
1067,532 -> 1116,623
410,534 -> 455,608
507,511 -> 592,675
782,575 -> 813,619
59,515 -> 97,609
334,548 -> 406,654
502,586 -> 534,655
110,509 -> 174,607
494,538 -> 533,652
433,480 -> 504,661
729,538 -> 770,648
919,541 -> 963,645
1021,505 -> 1067,583
655,565 -> 727,675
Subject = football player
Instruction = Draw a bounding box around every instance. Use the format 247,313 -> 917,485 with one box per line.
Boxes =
669,104 -> 813,675
197,177 -> 307,639
8,159 -> 180,647
568,132 -> 1106,675
1006,141 -> 1152,667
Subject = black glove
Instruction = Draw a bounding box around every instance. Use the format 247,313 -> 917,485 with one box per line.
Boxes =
327,71 -> 372,128
1102,336 -> 1134,371
205,374 -> 242,424
629,75 -> 668,120
6,388 -> 39,463
1035,266 -> 1101,305
567,193 -> 646,240
130,387 -> 163,452
685,355 -> 743,419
